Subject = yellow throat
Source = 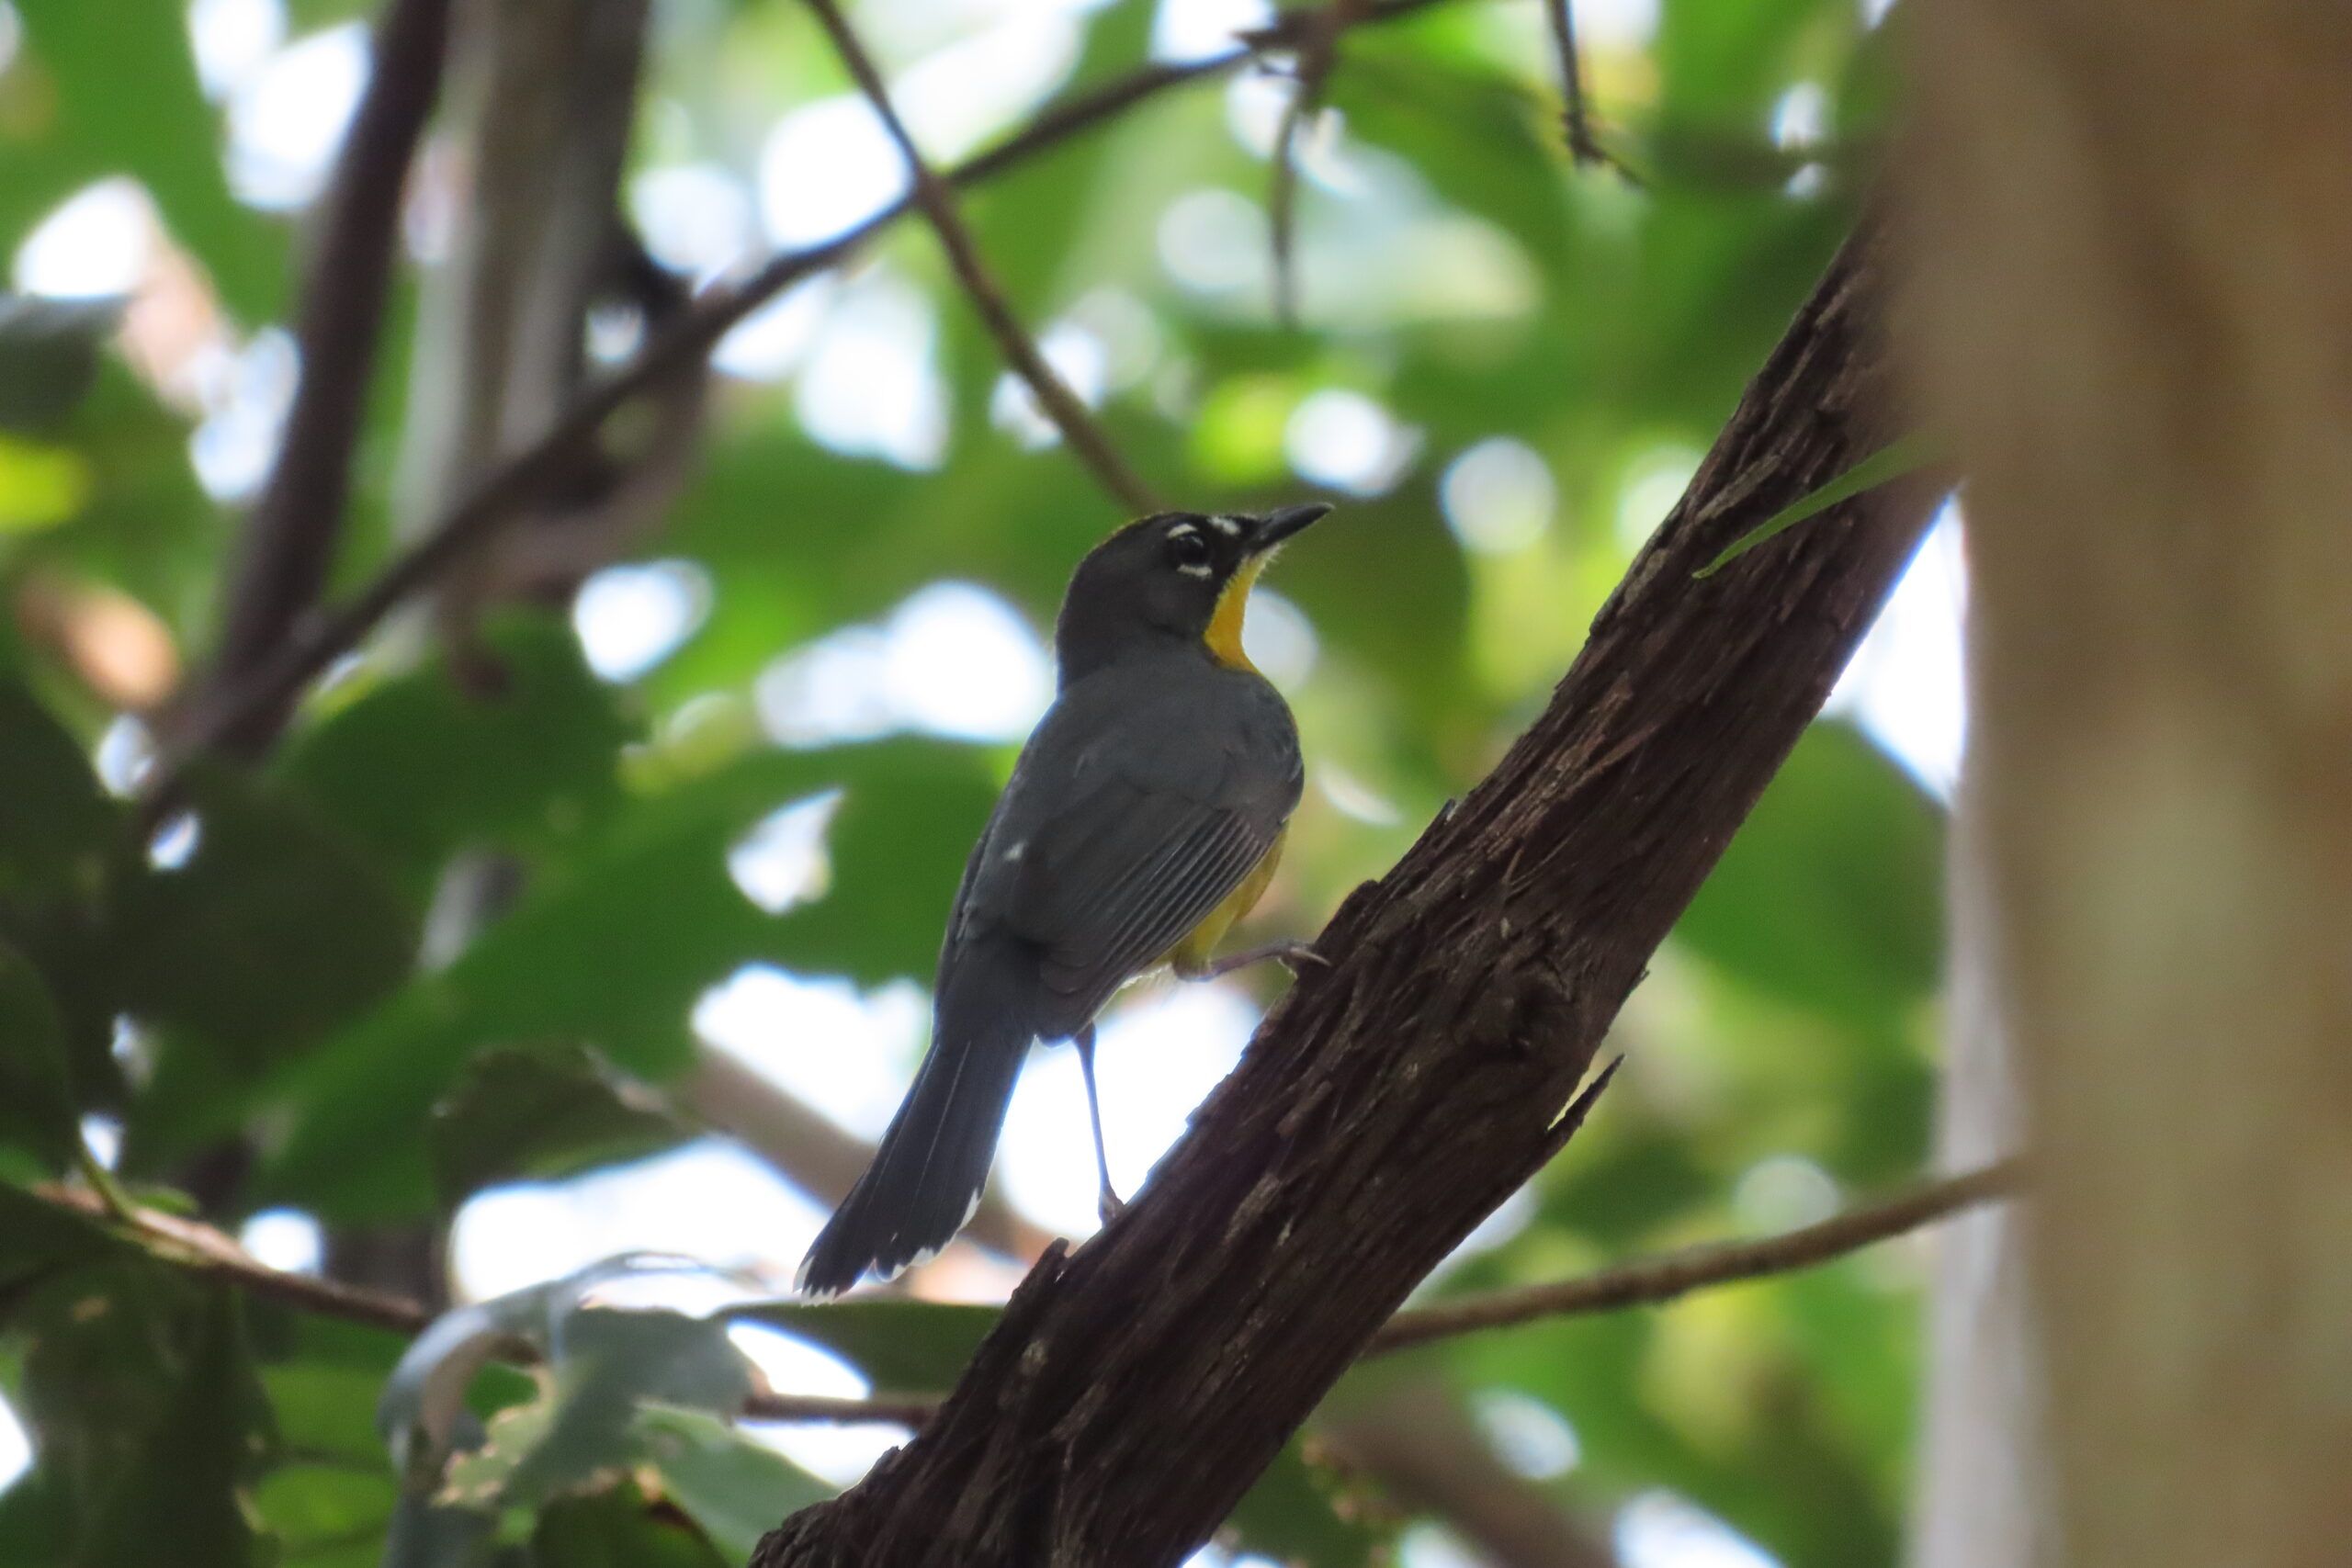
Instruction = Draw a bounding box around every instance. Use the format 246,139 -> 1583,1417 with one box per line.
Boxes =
1204,555 -> 1267,671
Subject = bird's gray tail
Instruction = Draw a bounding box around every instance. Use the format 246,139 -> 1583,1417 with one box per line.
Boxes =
797,953 -> 1035,1295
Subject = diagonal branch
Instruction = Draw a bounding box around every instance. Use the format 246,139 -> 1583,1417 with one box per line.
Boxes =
197,0 -> 456,754
797,0 -> 1158,515
146,0 -> 1449,806
756,215 -> 1942,1566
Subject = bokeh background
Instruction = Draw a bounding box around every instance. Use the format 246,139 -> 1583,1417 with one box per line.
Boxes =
0,0 -> 1962,1562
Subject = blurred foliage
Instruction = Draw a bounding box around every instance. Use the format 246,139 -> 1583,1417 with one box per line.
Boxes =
0,0 -> 1945,1563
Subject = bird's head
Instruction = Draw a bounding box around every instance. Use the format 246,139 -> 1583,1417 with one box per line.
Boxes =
1053,503 -> 1331,684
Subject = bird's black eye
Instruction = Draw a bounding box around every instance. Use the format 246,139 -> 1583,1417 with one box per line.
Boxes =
1165,529 -> 1212,570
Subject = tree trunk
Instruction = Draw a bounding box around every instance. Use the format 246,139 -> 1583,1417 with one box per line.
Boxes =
755,220 -> 1942,1566
1908,6 -> 2352,1564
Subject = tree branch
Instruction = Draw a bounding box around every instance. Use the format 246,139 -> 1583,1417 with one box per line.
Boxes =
797,0 -> 1158,514
197,0 -> 455,753
28,1184 -> 944,1427
26,1150 -> 2016,1427
755,215 -> 1941,1566
146,0 -> 1449,805
1266,0 -> 1362,325
1538,0 -> 1638,181
1368,1158 -> 2023,1355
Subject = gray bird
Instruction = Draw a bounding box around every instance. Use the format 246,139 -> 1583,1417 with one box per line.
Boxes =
797,503 -> 1330,1294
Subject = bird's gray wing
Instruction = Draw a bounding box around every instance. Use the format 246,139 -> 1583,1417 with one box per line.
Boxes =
957,671 -> 1299,1033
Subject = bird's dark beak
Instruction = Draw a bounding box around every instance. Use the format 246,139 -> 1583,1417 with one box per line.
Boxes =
1249,502 -> 1333,553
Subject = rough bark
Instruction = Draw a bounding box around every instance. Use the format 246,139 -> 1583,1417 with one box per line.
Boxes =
1908,6 -> 2352,1566
755,219 -> 1939,1566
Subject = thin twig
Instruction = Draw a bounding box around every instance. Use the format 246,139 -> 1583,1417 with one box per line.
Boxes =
741,1392 -> 942,1427
27,1156 -> 2019,1430
797,0 -> 1158,515
198,0 -> 457,753
1266,0 -> 1362,325
1538,0 -> 1641,183
141,0 -> 1451,809
1367,1157 -> 2025,1355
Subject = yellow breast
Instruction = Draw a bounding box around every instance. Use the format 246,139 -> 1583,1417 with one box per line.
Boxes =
1204,556 -> 1268,671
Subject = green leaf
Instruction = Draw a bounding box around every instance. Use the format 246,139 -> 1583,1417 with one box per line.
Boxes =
84,1289 -> 275,1567
1695,433 -> 1937,577
114,766 -> 420,1176
0,1180 -> 129,1291
115,766 -> 418,1062
430,1043 -> 689,1206
0,434 -> 90,533
6,4 -> 285,321
0,295 -> 123,432
634,1404 -> 832,1562
279,616 -> 634,891
0,1466 -> 74,1567
255,741 -> 996,1218
726,1299 -> 1001,1396
1671,721 -> 1941,1176
1226,1438 -> 1390,1568
0,680 -> 117,897
437,1310 -> 754,1512
1677,721 -> 1942,1031
528,1486 -> 729,1568
10,1264 -> 273,1568
382,1262 -> 751,1480
16,360 -> 217,632
0,940 -> 81,1169
253,1464 -> 402,1568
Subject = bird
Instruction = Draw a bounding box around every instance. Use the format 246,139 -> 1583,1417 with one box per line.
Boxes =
797,502 -> 1331,1295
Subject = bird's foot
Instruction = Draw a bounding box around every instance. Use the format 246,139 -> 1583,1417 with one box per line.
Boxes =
1096,1185 -> 1126,1228
1186,939 -> 1329,980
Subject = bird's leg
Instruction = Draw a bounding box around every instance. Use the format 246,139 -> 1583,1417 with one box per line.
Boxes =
1178,939 -> 1329,981
1073,1023 -> 1124,1225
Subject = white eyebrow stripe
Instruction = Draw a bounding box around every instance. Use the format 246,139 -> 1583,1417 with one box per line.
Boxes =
1167,522 -> 1201,540
1208,515 -> 1243,536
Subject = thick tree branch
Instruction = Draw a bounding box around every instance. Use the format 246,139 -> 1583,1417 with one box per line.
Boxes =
146,0 -> 1451,803
198,0 -> 455,752
755,216 -> 1939,1566
798,0 -> 1158,514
